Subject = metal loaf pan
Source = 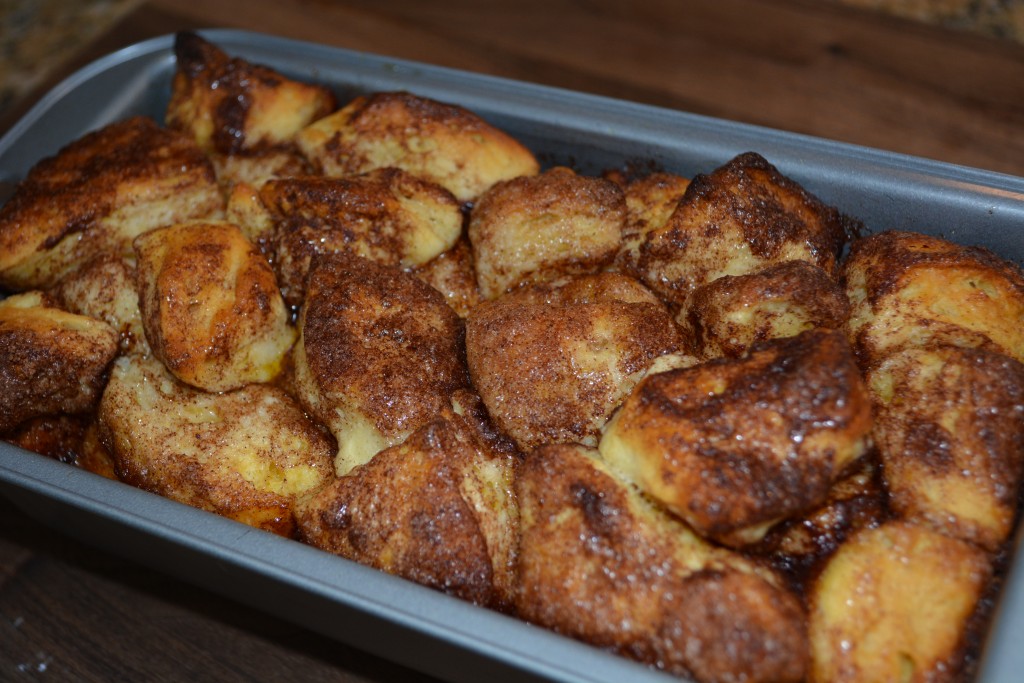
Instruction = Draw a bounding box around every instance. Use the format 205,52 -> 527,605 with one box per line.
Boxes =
1,29 -> 1023,683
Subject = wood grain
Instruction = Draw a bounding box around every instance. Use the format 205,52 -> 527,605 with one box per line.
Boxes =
1,1 -> 1023,681
0,496 -> 439,682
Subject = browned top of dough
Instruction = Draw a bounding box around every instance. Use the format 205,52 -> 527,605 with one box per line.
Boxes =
683,259 -> 851,358
618,329 -> 872,540
301,253 -> 469,436
260,168 -> 461,306
0,116 -> 216,284
516,443 -> 808,683
167,31 -> 335,154
845,229 -> 1024,305
0,299 -> 119,432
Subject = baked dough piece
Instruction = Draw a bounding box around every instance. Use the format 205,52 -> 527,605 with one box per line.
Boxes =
468,167 -> 625,299
751,457 -> 886,582
868,344 -> 1024,551
843,230 -> 1024,368
166,32 -> 335,157
613,171 -> 690,275
0,116 -> 223,290
411,238 -> 483,318
293,254 -> 470,475
52,254 -> 148,355
0,292 -> 119,434
134,221 -> 295,392
295,407 -> 519,610
629,152 -> 850,305
809,521 -> 992,683
466,272 -> 681,452
166,32 -> 332,190
225,182 -> 276,248
98,354 -> 334,537
516,443 -> 808,683
678,259 -> 851,360
296,90 -> 539,203
210,149 -> 313,192
600,328 -> 873,547
259,169 -> 463,307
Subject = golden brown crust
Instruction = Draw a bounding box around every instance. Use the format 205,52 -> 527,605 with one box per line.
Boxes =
0,292 -> 119,433
260,168 -> 463,307
752,457 -> 887,585
210,148 -> 313,192
166,31 -> 336,156
466,272 -> 682,451
868,344 -> 1024,551
516,443 -> 808,683
295,411 -> 519,610
294,253 -> 470,474
468,167 -> 626,299
600,328 -> 873,546
631,152 -> 851,305
225,181 -> 276,248
77,421 -> 119,480
614,171 -> 690,274
134,221 -> 295,392
296,90 -> 539,202
680,259 -> 851,359
411,238 -> 483,318
98,354 -> 334,537
52,254 -> 147,355
0,116 -> 223,290
842,230 -> 1024,368
809,521 -> 992,683
497,269 -> 666,308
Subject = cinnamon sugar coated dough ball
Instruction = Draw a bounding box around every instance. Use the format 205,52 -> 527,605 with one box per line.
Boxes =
678,259 -> 851,360
465,272 -> 682,452
296,410 -> 519,611
809,521 -> 992,683
98,354 -> 334,538
516,443 -> 808,683
259,168 -> 463,307
134,221 -> 295,393
867,344 -> 1024,551
0,292 -> 119,434
166,31 -> 335,156
0,116 -> 223,291
613,171 -> 691,274
296,90 -> 539,203
52,255 -> 148,355
627,152 -> 850,305
600,328 -> 873,547
468,167 -> 626,299
842,229 -> 1024,368
412,238 -> 484,318
293,254 -> 470,475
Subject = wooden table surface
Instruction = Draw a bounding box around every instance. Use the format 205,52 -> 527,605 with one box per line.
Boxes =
2,1 -> 1023,681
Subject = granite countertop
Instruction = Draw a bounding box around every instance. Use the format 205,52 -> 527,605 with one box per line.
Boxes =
0,0 -> 142,117
838,0 -> 1024,42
